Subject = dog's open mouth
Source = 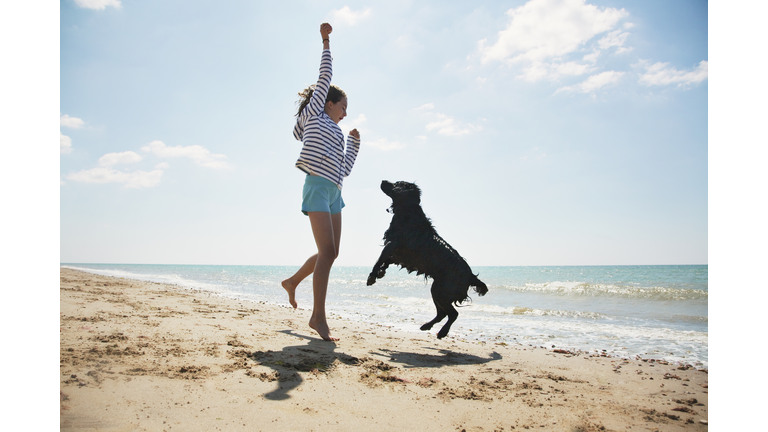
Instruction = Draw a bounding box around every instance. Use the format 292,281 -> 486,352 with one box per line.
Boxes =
382,180 -> 395,212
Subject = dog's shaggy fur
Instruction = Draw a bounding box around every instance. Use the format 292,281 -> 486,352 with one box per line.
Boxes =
367,180 -> 488,339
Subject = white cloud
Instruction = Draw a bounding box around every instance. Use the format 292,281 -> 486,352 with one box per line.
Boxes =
412,104 -> 482,137
517,62 -> 550,82
65,141 -> 228,189
341,113 -> 367,137
638,60 -> 708,87
365,137 -> 406,151
98,151 -> 143,167
60,114 -> 85,129
338,113 -> 405,150
555,70 -> 625,94
478,0 -> 628,65
73,0 -> 122,10
140,140 -> 231,169
60,132 -> 73,154
582,50 -> 601,64
598,29 -> 631,53
520,60 -> 595,82
66,167 -> 163,189
476,0 -> 630,84
426,116 -> 482,136
555,61 -> 593,76
329,6 -> 371,26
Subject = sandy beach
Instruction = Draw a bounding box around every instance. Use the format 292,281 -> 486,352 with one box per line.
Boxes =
60,268 -> 708,431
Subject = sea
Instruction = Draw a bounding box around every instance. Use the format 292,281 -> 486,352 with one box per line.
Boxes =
60,263 -> 708,368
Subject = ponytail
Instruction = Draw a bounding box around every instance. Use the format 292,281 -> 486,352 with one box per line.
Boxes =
295,85 -> 315,117
295,84 -> 347,117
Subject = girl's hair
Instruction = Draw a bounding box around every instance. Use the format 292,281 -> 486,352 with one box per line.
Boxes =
295,84 -> 347,117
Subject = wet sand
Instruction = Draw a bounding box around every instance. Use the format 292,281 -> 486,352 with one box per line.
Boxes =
60,268 -> 708,431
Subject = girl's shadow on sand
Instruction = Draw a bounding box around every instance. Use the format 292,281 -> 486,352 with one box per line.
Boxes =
246,330 -> 502,400
244,330 -> 357,400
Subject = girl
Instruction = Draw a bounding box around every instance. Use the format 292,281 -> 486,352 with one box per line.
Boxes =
281,22 -> 361,341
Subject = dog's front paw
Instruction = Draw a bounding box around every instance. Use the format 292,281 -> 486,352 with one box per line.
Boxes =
437,328 -> 449,339
366,273 -> 377,286
420,323 -> 434,331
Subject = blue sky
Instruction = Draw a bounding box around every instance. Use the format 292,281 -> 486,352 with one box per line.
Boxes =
57,0 -> 710,266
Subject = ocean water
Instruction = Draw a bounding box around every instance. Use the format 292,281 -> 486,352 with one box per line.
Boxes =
61,263 -> 708,368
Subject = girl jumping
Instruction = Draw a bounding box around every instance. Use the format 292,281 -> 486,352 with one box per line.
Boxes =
281,22 -> 361,341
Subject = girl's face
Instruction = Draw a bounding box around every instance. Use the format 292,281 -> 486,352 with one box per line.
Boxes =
324,97 -> 348,124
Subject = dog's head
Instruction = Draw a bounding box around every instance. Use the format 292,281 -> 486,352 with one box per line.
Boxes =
381,180 -> 421,211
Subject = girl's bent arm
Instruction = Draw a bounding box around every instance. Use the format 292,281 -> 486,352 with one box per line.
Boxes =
342,131 -> 361,177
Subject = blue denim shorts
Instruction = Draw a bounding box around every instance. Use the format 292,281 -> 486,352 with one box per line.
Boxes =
302,175 -> 345,215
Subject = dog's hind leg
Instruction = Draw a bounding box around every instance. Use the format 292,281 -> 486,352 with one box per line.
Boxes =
420,306 -> 447,332
436,302 -> 459,339
420,281 -> 448,332
424,280 -> 460,339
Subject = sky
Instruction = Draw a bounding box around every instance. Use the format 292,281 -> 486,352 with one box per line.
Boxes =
56,0 -> 711,266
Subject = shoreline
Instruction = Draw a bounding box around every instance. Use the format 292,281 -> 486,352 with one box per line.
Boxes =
59,263 -> 709,368
60,268 -> 708,431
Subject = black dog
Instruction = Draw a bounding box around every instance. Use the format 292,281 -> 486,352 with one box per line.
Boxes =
367,180 -> 488,339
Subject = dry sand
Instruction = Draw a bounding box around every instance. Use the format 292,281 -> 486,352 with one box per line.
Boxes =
60,268 -> 708,431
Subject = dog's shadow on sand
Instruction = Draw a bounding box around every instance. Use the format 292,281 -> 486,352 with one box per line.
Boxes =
371,347 -> 502,369
249,330 -> 358,401
248,332 -> 502,400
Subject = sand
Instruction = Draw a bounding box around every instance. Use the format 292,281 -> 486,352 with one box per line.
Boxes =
59,268 -> 708,431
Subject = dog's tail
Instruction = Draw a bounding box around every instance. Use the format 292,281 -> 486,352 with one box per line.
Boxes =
471,275 -> 488,297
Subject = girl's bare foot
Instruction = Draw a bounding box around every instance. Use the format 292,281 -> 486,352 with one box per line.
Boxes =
309,318 -> 339,341
281,279 -> 298,309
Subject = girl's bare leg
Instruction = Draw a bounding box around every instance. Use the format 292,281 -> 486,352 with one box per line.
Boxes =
282,254 -> 317,308
306,211 -> 342,341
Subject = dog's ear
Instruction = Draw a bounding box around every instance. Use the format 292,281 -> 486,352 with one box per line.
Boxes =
412,182 -> 422,198
408,182 -> 422,202
388,181 -> 422,207
393,181 -> 421,197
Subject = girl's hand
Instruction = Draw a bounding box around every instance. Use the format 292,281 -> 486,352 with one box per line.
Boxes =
320,23 -> 332,39
350,129 -> 360,139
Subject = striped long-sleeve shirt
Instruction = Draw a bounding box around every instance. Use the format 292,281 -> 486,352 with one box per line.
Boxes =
293,49 -> 360,189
